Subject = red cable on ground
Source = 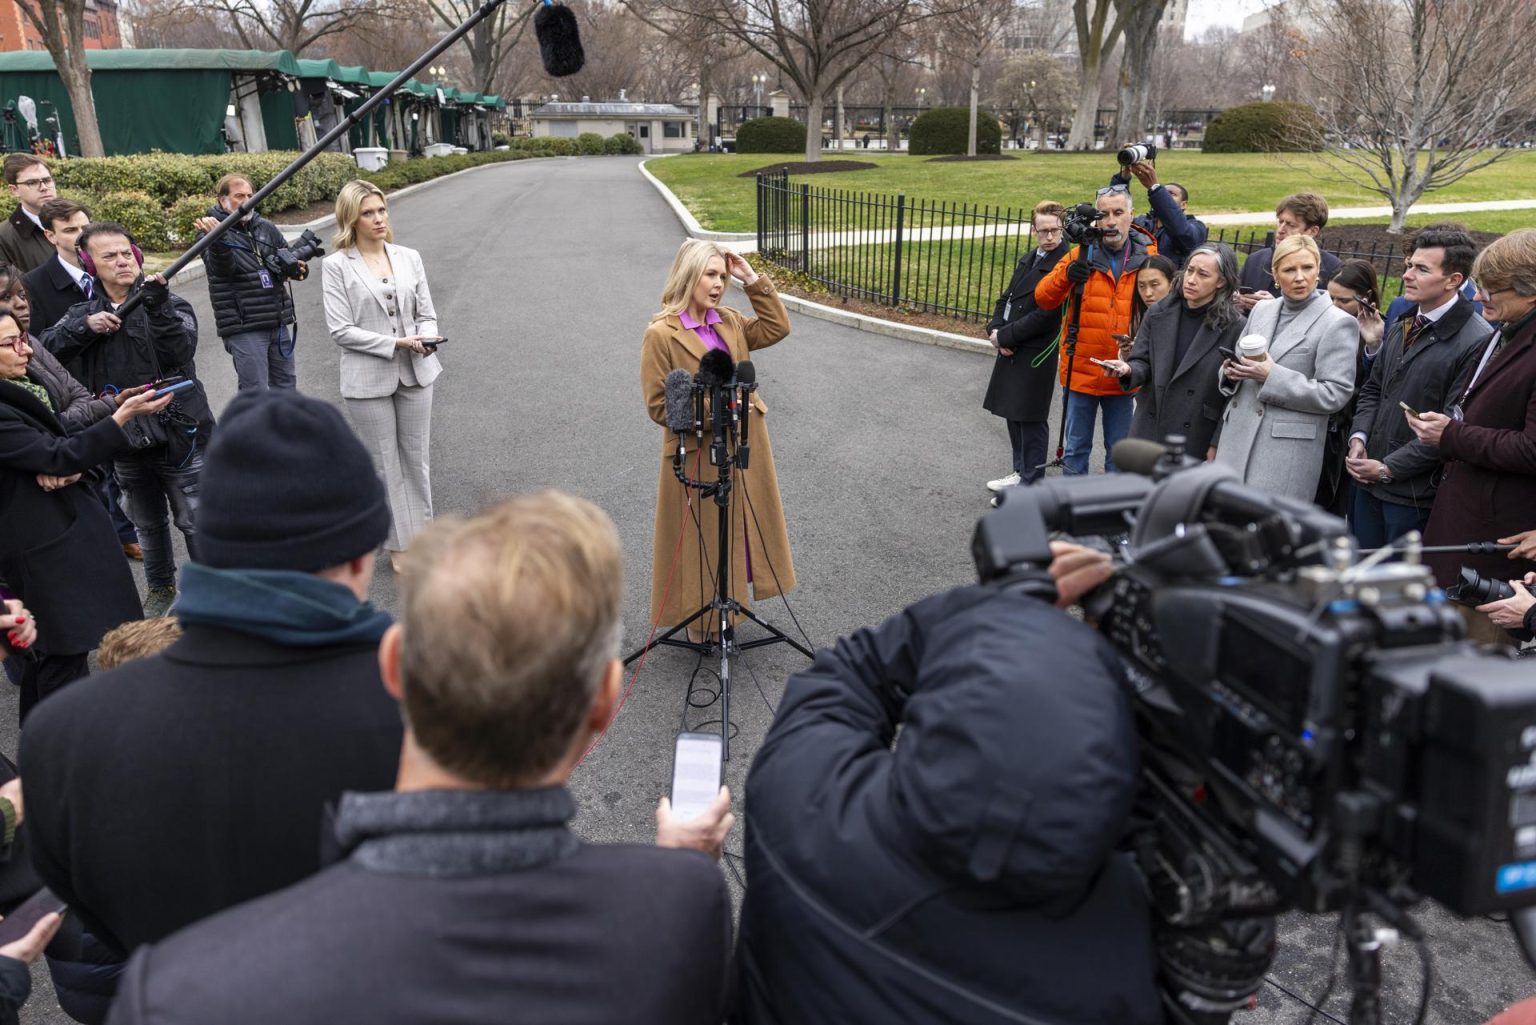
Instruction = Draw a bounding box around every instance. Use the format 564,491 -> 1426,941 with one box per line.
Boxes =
576,445 -> 705,767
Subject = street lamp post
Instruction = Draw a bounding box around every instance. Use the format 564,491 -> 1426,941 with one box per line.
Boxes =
753,72 -> 766,112
1262,83 -> 1276,102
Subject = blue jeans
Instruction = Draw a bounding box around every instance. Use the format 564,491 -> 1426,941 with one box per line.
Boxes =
1350,487 -> 1431,550
114,450 -> 202,590
225,324 -> 296,390
1064,391 -> 1134,475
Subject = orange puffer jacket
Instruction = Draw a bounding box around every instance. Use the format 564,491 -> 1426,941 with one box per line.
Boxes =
1033,224 -> 1158,397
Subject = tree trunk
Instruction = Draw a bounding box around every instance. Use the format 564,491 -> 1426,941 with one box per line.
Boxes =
804,93 -> 824,162
884,82 -> 898,152
1067,68 -> 1102,150
57,57 -> 102,157
697,60 -> 712,149
836,85 -> 845,152
967,61 -> 980,156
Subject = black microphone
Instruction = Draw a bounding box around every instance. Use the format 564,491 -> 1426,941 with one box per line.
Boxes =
1110,438 -> 1173,477
696,348 -> 734,390
735,361 -> 755,468
534,2 -> 586,77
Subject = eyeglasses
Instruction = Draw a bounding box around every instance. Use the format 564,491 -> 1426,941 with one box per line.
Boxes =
2,334 -> 27,354
1095,184 -> 1130,198
1035,227 -> 1064,237
15,176 -> 54,189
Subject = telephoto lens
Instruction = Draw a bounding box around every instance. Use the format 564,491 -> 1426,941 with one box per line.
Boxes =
1446,566 -> 1516,606
1118,143 -> 1157,165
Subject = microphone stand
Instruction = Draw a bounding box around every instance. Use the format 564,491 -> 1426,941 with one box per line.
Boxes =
114,0 -> 517,319
625,375 -> 812,760
1043,240 -> 1095,476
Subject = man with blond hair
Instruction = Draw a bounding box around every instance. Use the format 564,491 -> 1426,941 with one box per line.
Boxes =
107,490 -> 735,1025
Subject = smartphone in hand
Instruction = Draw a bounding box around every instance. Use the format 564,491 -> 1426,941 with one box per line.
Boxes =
151,380 -> 196,398
0,887 -> 67,946
1217,346 -> 1239,362
670,731 -> 723,822
1399,400 -> 1423,418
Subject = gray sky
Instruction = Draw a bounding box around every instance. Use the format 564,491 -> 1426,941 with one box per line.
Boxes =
1185,0 -> 1268,35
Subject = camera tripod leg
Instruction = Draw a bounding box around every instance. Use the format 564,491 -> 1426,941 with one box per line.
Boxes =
1344,907 -> 1388,1025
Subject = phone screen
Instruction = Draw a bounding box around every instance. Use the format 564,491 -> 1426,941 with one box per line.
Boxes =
670,732 -> 723,822
0,887 -> 66,946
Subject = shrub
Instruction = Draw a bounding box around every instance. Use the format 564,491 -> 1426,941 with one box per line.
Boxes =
167,194 -> 215,249
736,117 -> 806,154
909,107 -> 1001,156
576,132 -> 606,155
604,132 -> 643,155
492,131 -> 513,147
94,191 -> 171,250
1203,102 -> 1324,153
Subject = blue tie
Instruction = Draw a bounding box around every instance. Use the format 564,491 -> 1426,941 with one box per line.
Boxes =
81,275 -> 93,300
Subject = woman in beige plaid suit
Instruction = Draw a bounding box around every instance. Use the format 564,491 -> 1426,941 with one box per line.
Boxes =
322,180 -> 443,573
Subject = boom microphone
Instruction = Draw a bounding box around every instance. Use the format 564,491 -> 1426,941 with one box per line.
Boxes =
696,348 -> 734,390
534,1 -> 586,77
663,368 -> 694,433
1110,438 -> 1173,477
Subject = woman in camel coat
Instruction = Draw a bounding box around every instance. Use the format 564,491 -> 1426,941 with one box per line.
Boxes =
641,240 -> 795,634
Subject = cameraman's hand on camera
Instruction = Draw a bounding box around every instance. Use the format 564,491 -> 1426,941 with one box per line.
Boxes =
1048,541 -> 1114,609
1500,530 -> 1536,561
85,310 -> 122,336
1127,160 -> 1159,189
139,274 -> 169,310
1065,260 -> 1092,285
295,260 -> 309,281
111,388 -> 173,427
655,786 -> 734,862
1477,575 -> 1536,630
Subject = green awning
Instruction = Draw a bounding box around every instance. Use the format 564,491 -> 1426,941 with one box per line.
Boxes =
0,48 -> 302,75
481,94 -> 505,109
333,65 -> 372,87
295,58 -> 343,80
366,71 -> 400,89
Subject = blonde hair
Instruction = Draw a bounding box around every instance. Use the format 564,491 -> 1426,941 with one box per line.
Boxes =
1473,228 -> 1536,297
332,179 -> 391,252
654,239 -> 729,320
397,490 -> 624,788
98,617 -> 183,670
1270,233 -> 1321,275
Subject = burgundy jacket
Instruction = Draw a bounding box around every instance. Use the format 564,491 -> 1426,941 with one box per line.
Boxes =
1423,309 -> 1536,589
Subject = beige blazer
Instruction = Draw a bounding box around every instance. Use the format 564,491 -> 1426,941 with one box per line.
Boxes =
322,244 -> 442,400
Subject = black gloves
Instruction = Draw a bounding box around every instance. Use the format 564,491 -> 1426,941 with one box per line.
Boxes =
138,277 -> 169,310
1065,260 -> 1093,285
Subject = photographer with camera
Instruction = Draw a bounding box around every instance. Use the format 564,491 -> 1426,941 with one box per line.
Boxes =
1034,184 -> 1159,475
1109,144 -> 1207,268
734,542 -> 1160,1025
192,175 -> 319,391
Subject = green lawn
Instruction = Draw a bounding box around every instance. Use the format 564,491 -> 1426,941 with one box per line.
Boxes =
649,151 -> 1536,233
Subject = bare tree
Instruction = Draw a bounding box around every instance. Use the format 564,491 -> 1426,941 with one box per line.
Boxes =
15,0 -> 104,156
995,48 -> 1072,148
937,0 -> 1014,154
1064,0 -> 1130,149
422,0 -> 534,94
125,0 -> 246,47
1235,16 -> 1307,101
1107,0 -> 1168,144
1298,0 -> 1536,231
870,37 -> 924,150
200,0 -> 389,55
325,5 -> 440,68
631,0 -> 957,161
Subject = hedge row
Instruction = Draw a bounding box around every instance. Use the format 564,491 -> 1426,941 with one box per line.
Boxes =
1203,102 -> 1324,153
910,107 -> 1002,156
0,136 -> 644,251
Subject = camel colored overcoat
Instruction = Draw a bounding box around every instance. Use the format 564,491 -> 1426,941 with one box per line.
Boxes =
641,276 -> 796,628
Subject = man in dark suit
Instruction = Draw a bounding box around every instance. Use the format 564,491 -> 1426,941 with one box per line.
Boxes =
0,154 -> 58,273
22,198 -> 93,335
105,489 -> 735,1025
1234,192 -> 1342,312
984,200 -> 1068,492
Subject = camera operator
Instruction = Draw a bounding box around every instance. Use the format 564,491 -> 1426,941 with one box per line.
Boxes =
1035,185 -> 1159,474
733,543 -> 1160,1025
192,175 -> 310,391
1109,144 -> 1207,267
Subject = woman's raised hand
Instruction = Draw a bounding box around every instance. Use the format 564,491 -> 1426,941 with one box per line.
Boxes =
111,388 -> 174,427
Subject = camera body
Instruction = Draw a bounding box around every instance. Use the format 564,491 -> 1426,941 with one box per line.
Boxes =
1062,201 -> 1109,246
974,457 -> 1536,962
1119,142 -> 1158,166
264,228 -> 325,281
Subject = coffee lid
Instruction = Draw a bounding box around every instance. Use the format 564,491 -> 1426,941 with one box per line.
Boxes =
1238,334 -> 1269,353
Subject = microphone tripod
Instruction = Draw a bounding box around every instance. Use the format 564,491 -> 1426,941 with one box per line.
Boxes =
625,370 -> 813,760
1042,240 -> 1094,477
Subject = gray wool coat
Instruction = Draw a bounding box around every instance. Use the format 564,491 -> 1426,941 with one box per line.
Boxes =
1212,291 -> 1359,501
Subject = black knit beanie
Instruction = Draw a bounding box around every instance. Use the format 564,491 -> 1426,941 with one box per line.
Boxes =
196,390 -> 390,571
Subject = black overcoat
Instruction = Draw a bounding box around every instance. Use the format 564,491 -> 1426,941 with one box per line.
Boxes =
1120,297 -> 1242,455
0,378 -> 139,655
982,246 -> 1068,422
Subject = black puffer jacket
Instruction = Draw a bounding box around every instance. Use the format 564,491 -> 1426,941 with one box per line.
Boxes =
198,208 -> 297,338
735,585 -> 1160,1025
41,292 -> 214,437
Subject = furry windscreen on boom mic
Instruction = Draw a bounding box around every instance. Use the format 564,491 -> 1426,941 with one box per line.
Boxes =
534,1 -> 586,77
696,348 -> 735,390
664,368 -> 694,432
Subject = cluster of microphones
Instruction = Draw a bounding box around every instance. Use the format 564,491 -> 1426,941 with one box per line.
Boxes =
664,350 -> 757,485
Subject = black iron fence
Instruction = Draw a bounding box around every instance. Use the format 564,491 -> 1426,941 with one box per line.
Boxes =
755,171 -> 1411,324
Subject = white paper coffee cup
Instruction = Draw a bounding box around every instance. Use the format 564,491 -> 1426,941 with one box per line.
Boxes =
1237,335 -> 1269,362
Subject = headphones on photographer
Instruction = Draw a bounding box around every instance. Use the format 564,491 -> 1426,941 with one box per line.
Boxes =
76,231 -> 145,278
